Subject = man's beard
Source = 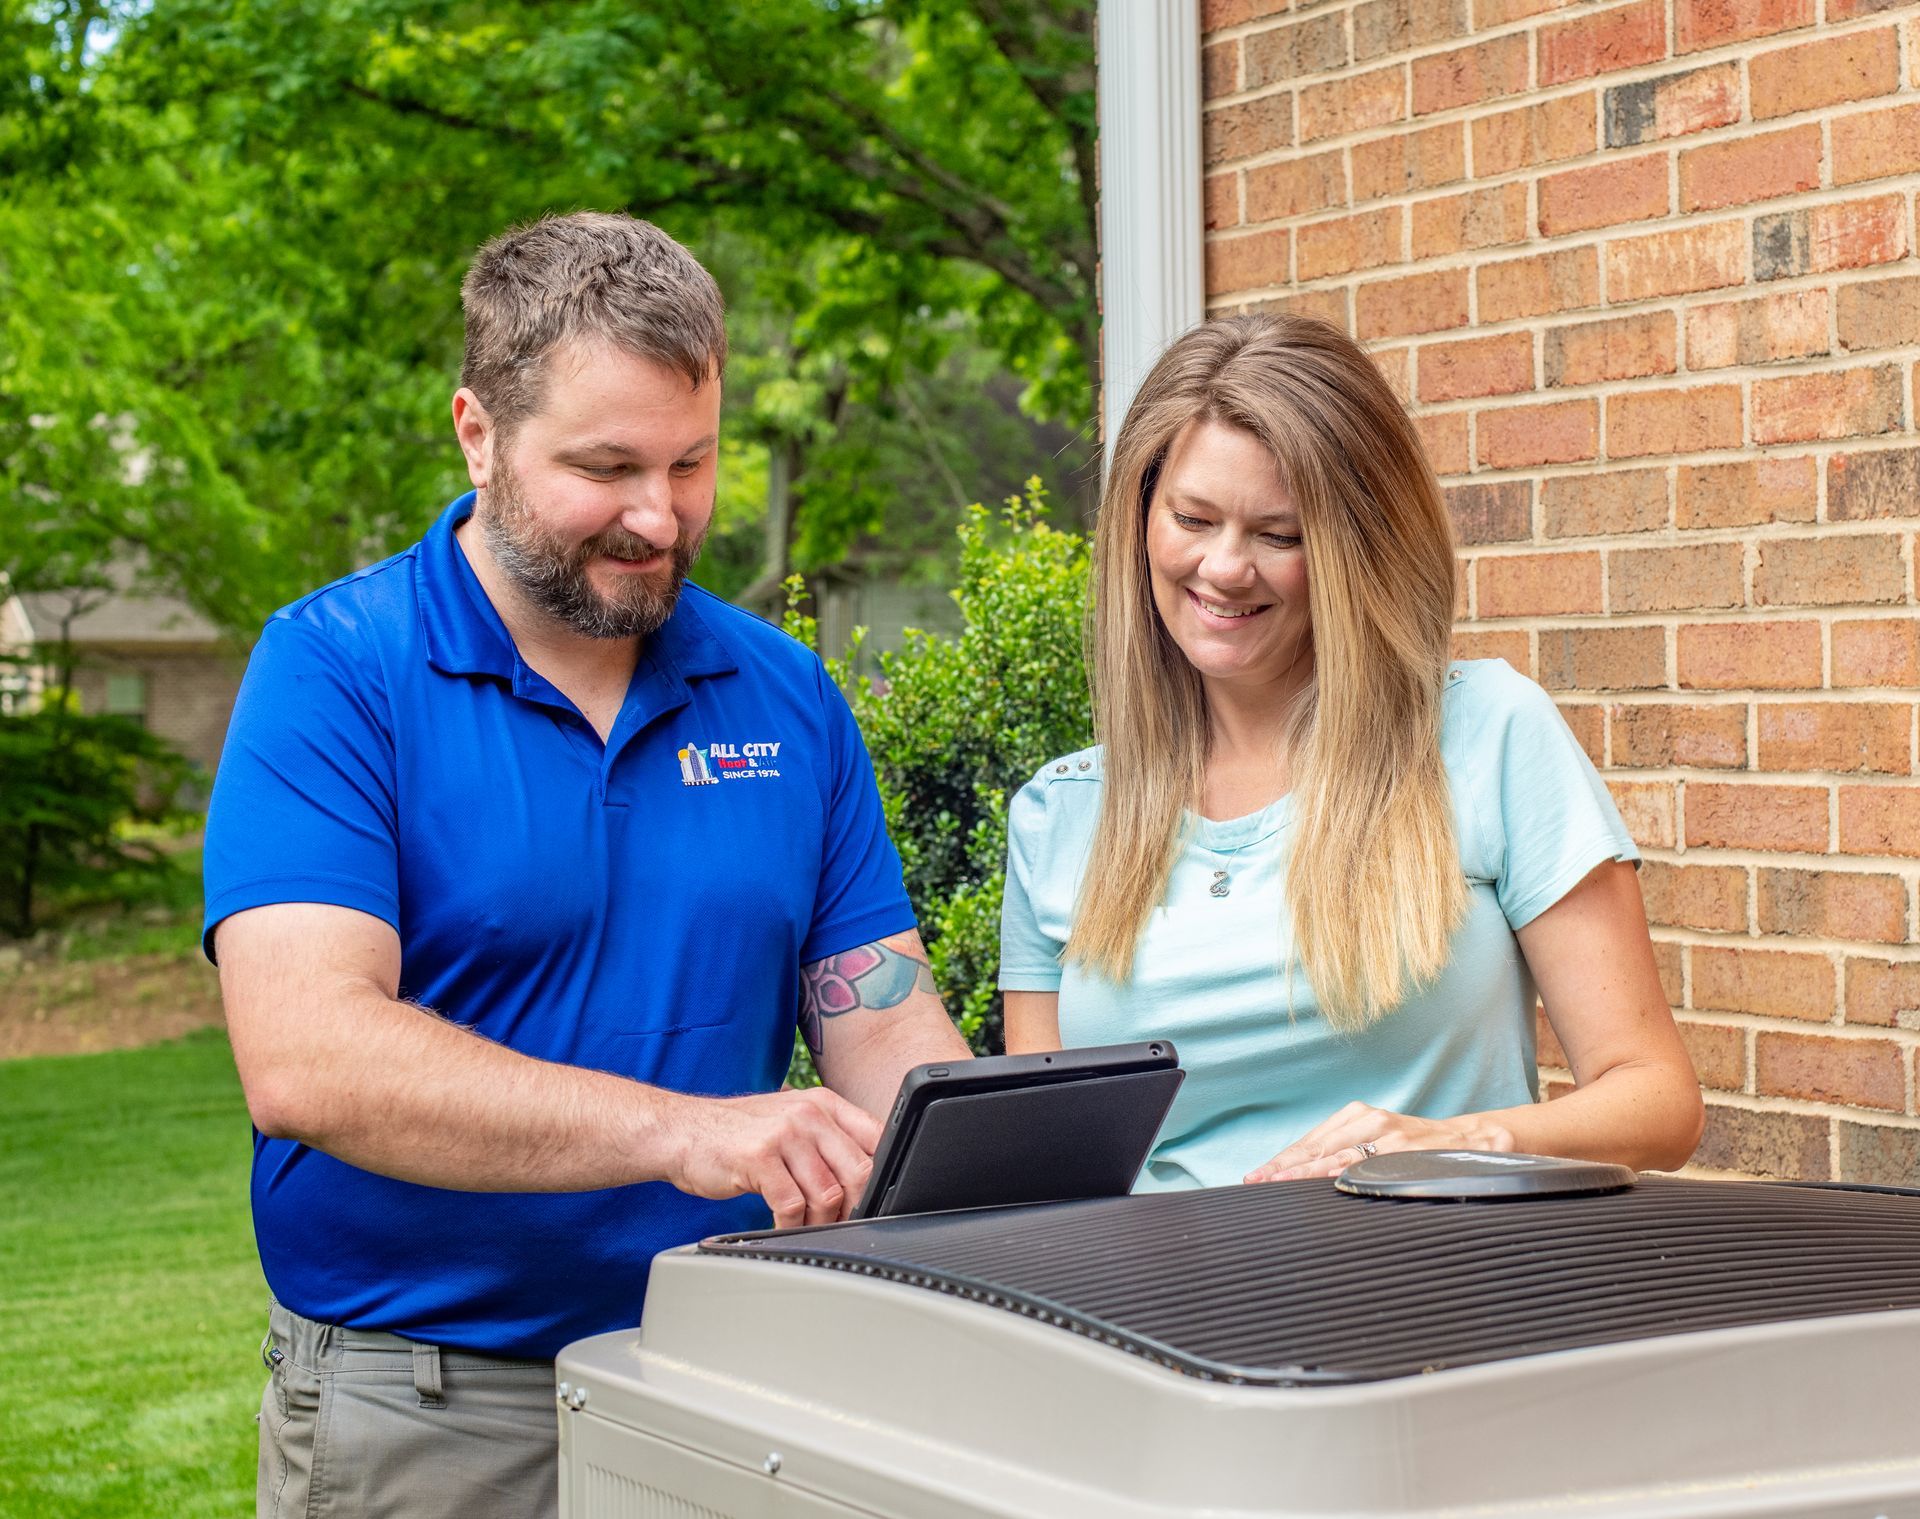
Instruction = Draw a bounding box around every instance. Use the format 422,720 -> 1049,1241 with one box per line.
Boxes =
478,457 -> 705,640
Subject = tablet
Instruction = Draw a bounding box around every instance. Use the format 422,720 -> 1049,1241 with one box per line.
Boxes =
849,1042 -> 1184,1221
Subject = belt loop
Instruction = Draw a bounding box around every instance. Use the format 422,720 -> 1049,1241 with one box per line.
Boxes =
412,1342 -> 445,1409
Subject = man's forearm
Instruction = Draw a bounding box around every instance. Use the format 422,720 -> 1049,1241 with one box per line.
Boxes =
238,978 -> 689,1192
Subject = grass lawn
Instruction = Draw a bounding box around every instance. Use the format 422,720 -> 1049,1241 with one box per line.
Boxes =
0,1031 -> 263,1519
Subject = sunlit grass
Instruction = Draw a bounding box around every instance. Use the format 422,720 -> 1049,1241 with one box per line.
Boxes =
0,1031 -> 263,1518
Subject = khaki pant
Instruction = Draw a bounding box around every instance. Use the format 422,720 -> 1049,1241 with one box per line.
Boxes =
257,1302 -> 560,1519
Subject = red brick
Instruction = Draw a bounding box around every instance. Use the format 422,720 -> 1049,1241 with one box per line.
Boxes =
1755,534 -> 1907,608
1206,229 -> 1291,296
1478,551 -> 1604,618
1203,39 -> 1241,99
1450,628 -> 1531,671
1833,619 -> 1920,689
1678,126 -> 1821,212
1560,701 -> 1606,766
1653,938 -> 1686,1006
1837,1119 -> 1920,1186
1205,173 -> 1241,231
1829,446 -> 1920,521
1605,63 -> 1742,146
1607,385 -> 1743,460
1412,34 -> 1528,116
1475,0 -> 1580,24
1418,331 -> 1533,403
1750,26 -> 1900,120
1479,248 -> 1601,324
1244,13 -> 1347,88
1693,945 -> 1835,1020
1677,621 -> 1823,690
1611,700 -> 1747,768
1471,94 -> 1597,177
1296,207 -> 1402,280
1695,1103 -> 1829,1179
1758,703 -> 1912,775
1543,313 -> 1676,388
1249,287 -> 1351,328
1752,365 -> 1904,445
1757,865 -> 1908,942
1354,268 -> 1469,340
1676,1019 -> 1748,1092
1830,0 -> 1920,16
1845,957 -> 1920,1027
1838,278 -> 1920,356
1446,480 -> 1533,544
1605,220 -> 1746,302
1542,469 -> 1668,538
1610,778 -> 1677,848
1540,625 -> 1668,691
1300,65 -> 1406,144
1685,289 -> 1829,370
1540,0 -> 1667,86
1202,0 -> 1287,28
1610,543 -> 1744,614
1839,785 -> 1920,858
1354,0 -> 1471,62
1477,399 -> 1599,469
1642,861 -> 1749,932
1756,1030 -> 1906,1110
1812,193 -> 1910,272
1416,411 -> 1470,476
1686,781 -> 1829,852
1832,102 -> 1920,186
1205,95 -> 1294,166
1245,151 -> 1346,222
1350,122 -> 1465,201
1411,183 -> 1528,260
1676,0 -> 1815,55
1539,154 -> 1671,236
1677,456 -> 1816,529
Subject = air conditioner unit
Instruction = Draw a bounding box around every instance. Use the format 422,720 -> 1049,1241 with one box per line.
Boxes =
557,1175 -> 1920,1518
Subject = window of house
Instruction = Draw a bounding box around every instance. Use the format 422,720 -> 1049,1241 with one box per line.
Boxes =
103,672 -> 148,721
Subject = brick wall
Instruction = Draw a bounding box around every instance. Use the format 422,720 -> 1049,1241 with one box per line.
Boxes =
1200,0 -> 1920,1182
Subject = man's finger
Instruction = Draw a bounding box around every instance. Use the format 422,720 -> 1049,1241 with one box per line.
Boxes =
808,1086 -> 884,1152
760,1158 -> 808,1230
781,1141 -> 848,1228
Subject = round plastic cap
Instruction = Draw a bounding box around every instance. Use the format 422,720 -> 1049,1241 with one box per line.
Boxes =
1335,1149 -> 1637,1201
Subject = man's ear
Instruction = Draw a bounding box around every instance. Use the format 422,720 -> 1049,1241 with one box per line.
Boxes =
451,389 -> 494,488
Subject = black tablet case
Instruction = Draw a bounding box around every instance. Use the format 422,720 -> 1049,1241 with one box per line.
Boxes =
867,1067 -> 1185,1217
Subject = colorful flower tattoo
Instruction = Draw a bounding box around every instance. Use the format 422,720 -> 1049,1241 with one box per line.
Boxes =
798,940 -> 939,1053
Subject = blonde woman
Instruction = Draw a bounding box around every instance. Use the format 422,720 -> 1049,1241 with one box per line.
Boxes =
1000,314 -> 1702,1187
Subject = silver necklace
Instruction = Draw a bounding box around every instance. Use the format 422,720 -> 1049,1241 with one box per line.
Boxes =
1204,834 -> 1255,899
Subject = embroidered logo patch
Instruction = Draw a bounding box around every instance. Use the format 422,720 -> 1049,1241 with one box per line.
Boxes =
679,740 -> 783,785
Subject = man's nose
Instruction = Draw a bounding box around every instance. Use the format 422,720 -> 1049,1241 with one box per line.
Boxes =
618,471 -> 678,546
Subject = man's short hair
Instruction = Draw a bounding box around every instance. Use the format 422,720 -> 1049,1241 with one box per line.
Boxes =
460,211 -> 727,436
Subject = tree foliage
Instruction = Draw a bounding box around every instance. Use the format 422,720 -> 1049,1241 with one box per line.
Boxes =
1,0 -> 1097,635
789,478 -> 1092,1062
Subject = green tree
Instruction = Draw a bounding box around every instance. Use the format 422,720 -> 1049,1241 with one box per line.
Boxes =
789,479 -> 1092,1061
2,0 -> 1097,638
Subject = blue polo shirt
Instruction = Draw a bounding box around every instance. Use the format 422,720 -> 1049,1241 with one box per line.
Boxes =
202,493 -> 915,1359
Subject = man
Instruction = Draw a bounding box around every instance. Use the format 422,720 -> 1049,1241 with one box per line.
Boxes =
203,211 -> 971,1519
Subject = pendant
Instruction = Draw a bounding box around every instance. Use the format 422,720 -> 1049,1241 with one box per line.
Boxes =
1210,869 -> 1230,899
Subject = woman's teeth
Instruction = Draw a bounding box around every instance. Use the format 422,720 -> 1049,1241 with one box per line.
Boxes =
1194,594 -> 1261,618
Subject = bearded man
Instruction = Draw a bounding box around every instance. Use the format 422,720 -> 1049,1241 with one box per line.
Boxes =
202,212 -> 970,1519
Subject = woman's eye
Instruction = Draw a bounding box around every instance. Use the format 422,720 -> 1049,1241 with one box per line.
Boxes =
1262,534 -> 1301,549
1172,511 -> 1206,530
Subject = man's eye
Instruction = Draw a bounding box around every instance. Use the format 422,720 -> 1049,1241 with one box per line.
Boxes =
671,459 -> 702,474
579,465 -> 623,478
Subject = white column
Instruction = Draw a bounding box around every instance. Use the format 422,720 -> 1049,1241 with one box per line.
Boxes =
1097,0 -> 1205,448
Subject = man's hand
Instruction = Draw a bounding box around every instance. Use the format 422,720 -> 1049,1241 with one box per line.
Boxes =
1243,1100 -> 1517,1183
666,1086 -> 884,1228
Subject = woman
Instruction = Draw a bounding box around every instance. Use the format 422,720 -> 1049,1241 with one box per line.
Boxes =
999,314 -> 1702,1187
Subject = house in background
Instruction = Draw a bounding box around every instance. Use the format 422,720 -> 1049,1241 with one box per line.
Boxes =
0,582 -> 242,776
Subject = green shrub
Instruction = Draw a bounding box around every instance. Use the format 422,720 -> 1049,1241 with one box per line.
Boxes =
787,479 -> 1093,1072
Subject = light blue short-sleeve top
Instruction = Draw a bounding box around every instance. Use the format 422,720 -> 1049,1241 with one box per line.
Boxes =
998,659 -> 1638,1191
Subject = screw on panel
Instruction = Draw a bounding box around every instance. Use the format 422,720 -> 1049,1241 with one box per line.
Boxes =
555,1381 -> 571,1405
565,1386 -> 590,1411
762,1453 -> 783,1476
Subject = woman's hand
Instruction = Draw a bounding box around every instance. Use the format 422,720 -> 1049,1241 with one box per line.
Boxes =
1243,1100 -> 1517,1183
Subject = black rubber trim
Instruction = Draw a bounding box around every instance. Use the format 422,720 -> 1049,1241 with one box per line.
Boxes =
700,1176 -> 1920,1386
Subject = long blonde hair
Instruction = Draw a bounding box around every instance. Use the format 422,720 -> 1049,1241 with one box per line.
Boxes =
1069,313 -> 1465,1031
